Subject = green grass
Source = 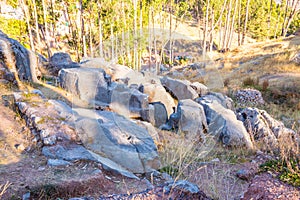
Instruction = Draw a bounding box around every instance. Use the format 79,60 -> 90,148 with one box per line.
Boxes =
260,159 -> 300,187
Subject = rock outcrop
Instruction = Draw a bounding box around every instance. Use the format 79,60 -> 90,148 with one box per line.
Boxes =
237,107 -> 296,149
197,96 -> 253,149
235,89 -> 265,105
59,67 -> 111,106
0,30 -> 40,83
12,91 -> 160,178
160,76 -> 198,100
74,108 -> 160,174
43,52 -> 80,76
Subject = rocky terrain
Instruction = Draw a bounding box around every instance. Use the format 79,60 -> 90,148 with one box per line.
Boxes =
0,29 -> 300,200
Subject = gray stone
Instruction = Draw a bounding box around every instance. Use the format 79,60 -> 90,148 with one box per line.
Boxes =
160,76 -> 198,100
198,92 -> 235,111
150,102 -> 168,128
143,82 -> 176,116
42,144 -> 96,161
22,192 -> 30,200
43,135 -> 57,146
237,107 -> 296,149
59,68 -> 111,105
198,98 -> 253,149
109,82 -> 149,120
73,108 -> 160,174
190,82 -> 208,97
135,120 -> 159,142
42,144 -> 138,179
47,159 -> 72,166
0,30 -> 39,82
48,100 -> 76,121
163,180 -> 200,194
43,52 -> 80,76
177,99 -> 208,138
80,57 -> 133,81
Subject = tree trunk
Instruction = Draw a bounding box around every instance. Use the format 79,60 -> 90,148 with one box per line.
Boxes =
267,0 -> 273,39
169,0 -> 173,65
42,0 -> 51,56
242,0 -> 250,45
32,0 -> 40,49
237,0 -> 241,45
281,0 -> 289,36
202,0 -> 209,60
228,0 -> 238,49
133,0 -> 138,70
19,0 -> 35,51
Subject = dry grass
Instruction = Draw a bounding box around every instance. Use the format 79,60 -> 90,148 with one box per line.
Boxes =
0,182 -> 11,198
158,130 -> 254,199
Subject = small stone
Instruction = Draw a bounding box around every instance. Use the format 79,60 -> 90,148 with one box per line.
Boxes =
38,166 -> 46,171
40,130 -> 50,139
210,158 -> 220,162
47,159 -> 72,166
15,143 -> 25,151
43,135 -> 57,145
22,192 -> 30,200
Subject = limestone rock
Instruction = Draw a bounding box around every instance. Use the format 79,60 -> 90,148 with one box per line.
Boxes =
109,82 -> 150,120
73,108 -> 161,174
190,82 -> 208,97
198,97 -> 253,149
160,76 -> 198,100
0,30 -> 40,82
177,99 -> 208,138
237,107 -> 296,149
59,68 -> 111,105
44,52 -> 80,76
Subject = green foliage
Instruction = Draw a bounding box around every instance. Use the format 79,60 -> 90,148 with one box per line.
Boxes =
260,159 -> 300,187
0,16 -> 29,48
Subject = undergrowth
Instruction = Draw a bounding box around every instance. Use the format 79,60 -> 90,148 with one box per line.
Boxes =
260,159 -> 300,187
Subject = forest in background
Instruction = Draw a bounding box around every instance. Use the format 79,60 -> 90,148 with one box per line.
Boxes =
0,0 -> 300,70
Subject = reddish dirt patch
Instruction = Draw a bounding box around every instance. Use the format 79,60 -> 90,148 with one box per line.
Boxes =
242,172 -> 300,200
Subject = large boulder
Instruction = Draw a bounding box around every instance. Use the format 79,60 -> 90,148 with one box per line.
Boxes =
200,92 -> 235,111
237,107 -> 296,149
143,82 -> 176,116
59,67 -> 111,105
80,57 -> 133,81
161,99 -> 208,139
177,99 -> 208,138
109,82 -> 150,120
160,76 -> 198,100
0,30 -> 40,83
73,108 -> 161,174
43,52 -> 80,76
149,102 -> 168,128
197,97 -> 253,149
81,59 -> 176,117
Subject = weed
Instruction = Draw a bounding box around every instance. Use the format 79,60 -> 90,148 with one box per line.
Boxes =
260,159 -> 300,187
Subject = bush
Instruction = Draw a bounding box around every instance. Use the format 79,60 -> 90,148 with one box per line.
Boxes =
0,16 -> 29,48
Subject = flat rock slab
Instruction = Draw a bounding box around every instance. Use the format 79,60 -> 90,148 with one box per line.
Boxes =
160,76 -> 198,100
59,68 -> 111,105
73,108 -> 160,174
